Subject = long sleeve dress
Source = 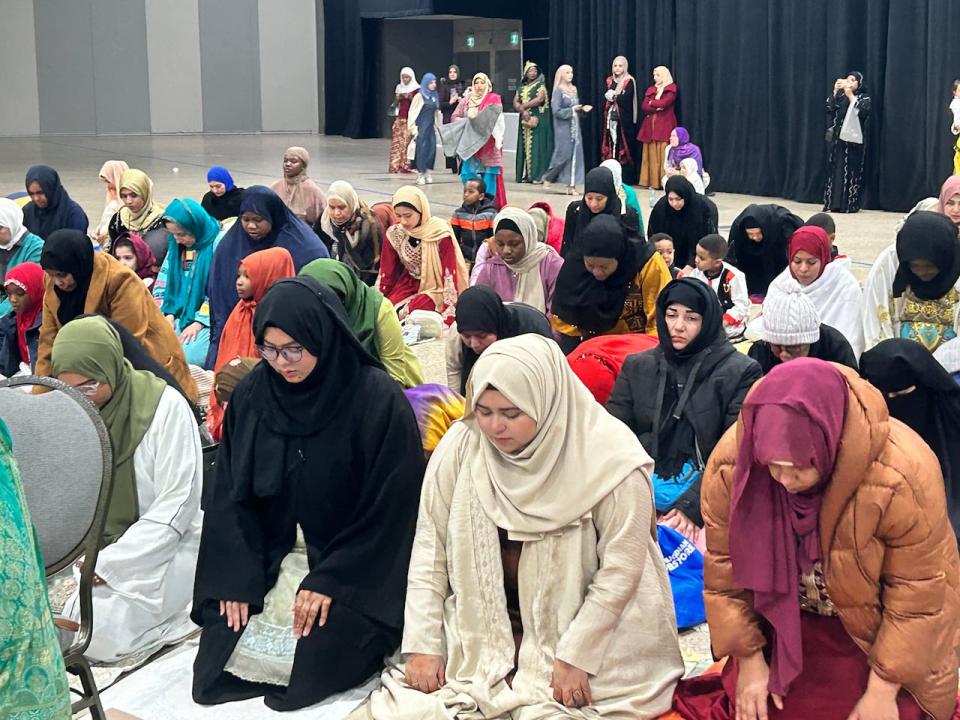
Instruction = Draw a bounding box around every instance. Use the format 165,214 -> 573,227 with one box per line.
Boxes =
601,75 -> 639,185
543,89 -> 585,188
823,90 -> 871,213
61,387 -> 203,663
637,84 -> 678,190
370,422 -> 684,719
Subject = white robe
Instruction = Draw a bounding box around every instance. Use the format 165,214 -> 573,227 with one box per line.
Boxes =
63,387 -> 203,663
370,424 -> 683,719
749,260 -> 865,357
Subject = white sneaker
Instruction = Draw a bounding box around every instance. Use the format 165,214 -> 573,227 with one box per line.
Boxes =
425,173 -> 433,184
416,175 -> 426,186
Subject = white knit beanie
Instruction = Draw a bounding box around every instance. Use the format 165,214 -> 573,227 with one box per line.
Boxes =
761,279 -> 821,345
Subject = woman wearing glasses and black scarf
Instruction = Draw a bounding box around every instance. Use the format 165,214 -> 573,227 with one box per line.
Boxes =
191,276 -> 426,711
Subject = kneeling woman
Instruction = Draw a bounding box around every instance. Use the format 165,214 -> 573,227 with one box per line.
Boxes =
552,213 -> 671,352
191,277 -> 425,711
371,334 -> 683,719
676,359 -> 960,720
606,279 -> 761,541
380,186 -> 469,324
52,316 -> 203,662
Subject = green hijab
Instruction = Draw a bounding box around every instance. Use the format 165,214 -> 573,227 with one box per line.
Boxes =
50,316 -> 167,545
299,259 -> 383,358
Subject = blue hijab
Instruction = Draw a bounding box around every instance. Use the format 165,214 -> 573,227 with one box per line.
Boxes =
420,73 -> 439,103
22,165 -> 89,238
160,198 -> 220,331
206,166 -> 235,192
205,186 -> 328,366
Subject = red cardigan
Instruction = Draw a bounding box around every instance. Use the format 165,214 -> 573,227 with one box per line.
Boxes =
637,83 -> 677,143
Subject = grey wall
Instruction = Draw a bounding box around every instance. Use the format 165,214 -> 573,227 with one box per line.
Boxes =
34,0 -> 97,134
0,0 -> 322,136
199,0 -> 261,132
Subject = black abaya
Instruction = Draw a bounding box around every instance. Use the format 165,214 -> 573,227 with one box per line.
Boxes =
191,278 -> 425,710
727,204 -> 804,296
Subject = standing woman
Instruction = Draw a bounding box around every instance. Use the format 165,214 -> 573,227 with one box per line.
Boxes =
449,73 -> 507,208
678,359 -> 960,720
316,180 -> 389,286
108,168 -> 167,244
600,55 -> 639,186
823,71 -> 871,213
408,73 -> 441,186
201,166 -> 245,222
379,186 -> 469,324
36,229 -> 198,401
269,147 -> 327,228
438,65 -> 467,174
389,67 -> 419,174
637,66 -> 678,190
93,159 -> 129,247
22,164 -> 89,238
514,61 -> 554,184
159,198 -> 222,366
542,64 -> 592,195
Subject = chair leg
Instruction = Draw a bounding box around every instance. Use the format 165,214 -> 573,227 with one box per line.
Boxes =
69,655 -> 106,720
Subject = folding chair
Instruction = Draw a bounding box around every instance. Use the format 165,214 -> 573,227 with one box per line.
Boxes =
0,375 -> 114,720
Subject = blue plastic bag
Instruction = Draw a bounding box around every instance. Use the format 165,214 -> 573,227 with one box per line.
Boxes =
657,524 -> 706,629
652,461 -> 701,513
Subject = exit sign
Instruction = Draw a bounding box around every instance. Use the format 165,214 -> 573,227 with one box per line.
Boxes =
465,35 -> 475,48
509,31 -> 520,46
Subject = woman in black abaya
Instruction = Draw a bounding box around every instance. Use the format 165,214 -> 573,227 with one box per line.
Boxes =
191,277 -> 425,710
860,338 -> 960,539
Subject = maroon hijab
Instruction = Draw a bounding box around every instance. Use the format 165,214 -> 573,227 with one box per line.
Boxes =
728,358 -> 848,697
111,231 -> 157,280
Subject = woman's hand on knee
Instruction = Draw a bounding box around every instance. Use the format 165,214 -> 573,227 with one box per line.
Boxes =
550,659 -> 592,708
404,653 -> 446,694
219,600 -> 250,632
292,590 -> 332,639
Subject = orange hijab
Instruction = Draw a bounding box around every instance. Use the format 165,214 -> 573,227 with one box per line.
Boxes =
207,246 -> 295,439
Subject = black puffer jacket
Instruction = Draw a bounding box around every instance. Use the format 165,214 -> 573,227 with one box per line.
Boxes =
605,279 -> 762,525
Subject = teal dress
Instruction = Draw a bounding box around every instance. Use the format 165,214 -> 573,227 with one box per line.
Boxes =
0,419 -> 71,719
0,232 -> 44,317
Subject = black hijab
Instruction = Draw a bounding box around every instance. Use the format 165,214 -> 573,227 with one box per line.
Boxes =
651,278 -> 729,476
39,229 -> 95,325
860,338 -> 960,535
455,285 -> 553,393
892,211 -> 960,300
22,165 -> 88,238
728,203 -> 804,295
646,175 -> 714,267
575,166 -> 622,233
552,213 -> 642,334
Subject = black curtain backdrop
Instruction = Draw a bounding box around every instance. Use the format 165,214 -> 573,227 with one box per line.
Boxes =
325,0 -> 960,212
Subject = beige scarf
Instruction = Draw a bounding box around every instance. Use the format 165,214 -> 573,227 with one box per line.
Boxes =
463,334 -> 654,540
117,168 -> 166,231
492,206 -> 553,312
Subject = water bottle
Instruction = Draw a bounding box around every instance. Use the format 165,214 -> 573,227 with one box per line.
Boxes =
648,187 -> 657,208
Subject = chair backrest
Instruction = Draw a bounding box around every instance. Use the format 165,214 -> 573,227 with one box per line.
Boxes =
0,377 -> 113,575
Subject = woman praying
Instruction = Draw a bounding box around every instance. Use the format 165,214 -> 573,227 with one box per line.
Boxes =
270,146 -> 327,227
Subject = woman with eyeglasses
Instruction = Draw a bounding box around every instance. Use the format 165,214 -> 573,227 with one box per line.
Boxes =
50,315 -> 203,663
191,276 -> 425,710
36,229 -> 198,402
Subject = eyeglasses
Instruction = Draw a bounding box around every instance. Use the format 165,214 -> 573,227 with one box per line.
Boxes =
257,344 -> 305,363
71,379 -> 102,397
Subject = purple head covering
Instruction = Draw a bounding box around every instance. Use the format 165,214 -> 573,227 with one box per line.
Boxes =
667,127 -> 704,176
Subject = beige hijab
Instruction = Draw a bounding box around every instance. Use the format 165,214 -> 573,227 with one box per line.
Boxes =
492,206 -> 553,312
117,169 -> 166,230
654,65 -> 674,99
553,64 -> 576,97
274,146 -> 325,221
99,160 -> 128,205
464,334 -> 654,539
388,186 -> 468,308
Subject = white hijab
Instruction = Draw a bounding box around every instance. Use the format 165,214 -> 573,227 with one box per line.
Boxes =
0,198 -> 28,250
600,160 -> 629,215
492,207 -> 554,312
396,67 -> 420,94
463,334 -> 654,540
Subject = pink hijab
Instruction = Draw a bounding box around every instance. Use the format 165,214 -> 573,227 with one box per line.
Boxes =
728,358 -> 848,697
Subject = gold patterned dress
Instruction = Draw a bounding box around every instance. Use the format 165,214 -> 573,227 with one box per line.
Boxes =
896,287 -> 959,351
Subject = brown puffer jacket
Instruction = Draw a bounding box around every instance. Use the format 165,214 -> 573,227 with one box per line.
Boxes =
702,364 -> 960,719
